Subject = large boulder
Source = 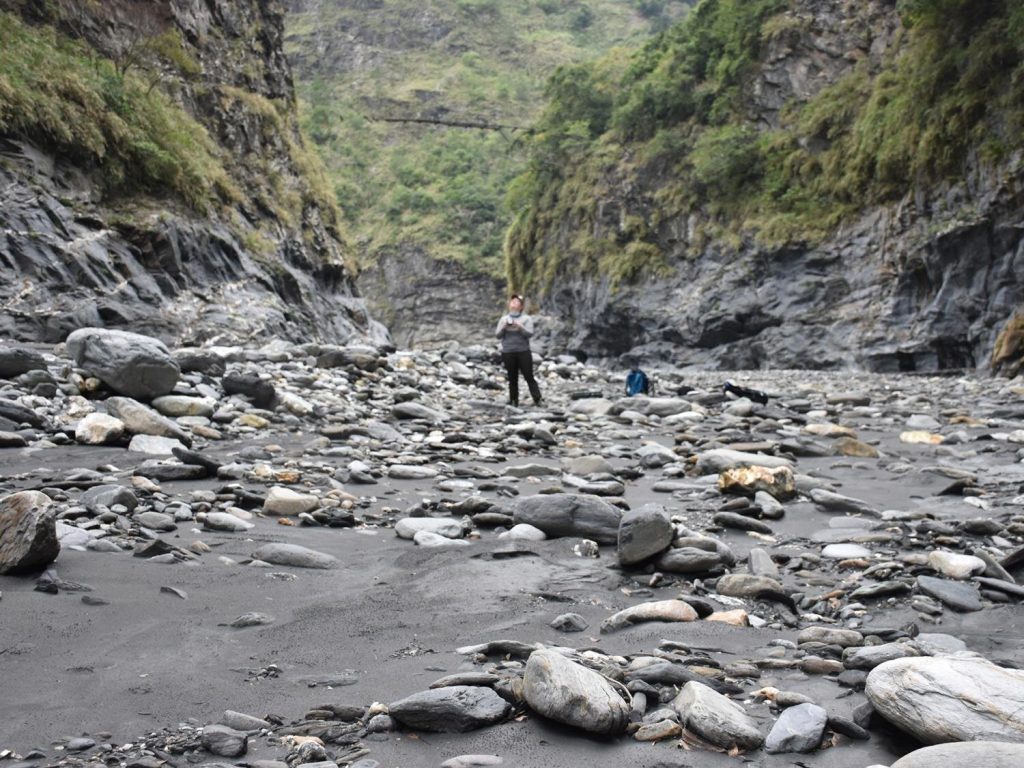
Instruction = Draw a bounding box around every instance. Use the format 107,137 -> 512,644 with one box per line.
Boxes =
672,681 -> 763,750
513,494 -> 622,544
617,503 -> 674,565
523,649 -> 629,735
891,742 -> 1024,768
866,656 -> 1024,743
66,328 -> 179,399
0,491 -> 59,574
388,686 -> 509,732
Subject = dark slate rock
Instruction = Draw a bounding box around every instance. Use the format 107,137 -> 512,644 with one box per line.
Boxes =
222,372 -> 277,409
916,575 -> 983,612
66,327 -> 179,399
617,503 -> 674,566
0,398 -> 48,429
134,462 -> 208,482
655,547 -> 724,574
765,703 -> 827,753
0,347 -> 47,379
513,493 -> 622,544
389,685 -> 510,732
0,491 -> 59,575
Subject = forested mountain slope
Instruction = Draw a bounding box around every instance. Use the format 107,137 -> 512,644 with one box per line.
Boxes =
0,0 -> 385,346
284,0 -> 688,347
505,0 -> 1024,370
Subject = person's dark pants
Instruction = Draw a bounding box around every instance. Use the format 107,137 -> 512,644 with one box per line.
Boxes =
502,351 -> 541,406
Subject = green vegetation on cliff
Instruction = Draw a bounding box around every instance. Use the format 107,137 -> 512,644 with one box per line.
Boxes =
0,6 -> 344,258
286,0 -> 688,276
0,11 -> 236,210
506,0 -> 1024,292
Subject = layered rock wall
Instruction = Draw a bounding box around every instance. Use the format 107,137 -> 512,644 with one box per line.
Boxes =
0,0 -> 388,346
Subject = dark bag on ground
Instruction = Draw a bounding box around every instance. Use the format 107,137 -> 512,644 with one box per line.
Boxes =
626,368 -> 650,396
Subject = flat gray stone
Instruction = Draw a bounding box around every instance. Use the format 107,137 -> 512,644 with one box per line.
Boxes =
765,703 -> 827,753
917,575 -> 983,612
389,686 -> 509,732
716,573 -> 783,598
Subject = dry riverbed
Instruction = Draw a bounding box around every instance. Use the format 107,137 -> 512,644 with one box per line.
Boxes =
1,332 -> 1023,768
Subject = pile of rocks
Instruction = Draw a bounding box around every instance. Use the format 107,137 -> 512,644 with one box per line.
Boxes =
2,327 -> 1024,767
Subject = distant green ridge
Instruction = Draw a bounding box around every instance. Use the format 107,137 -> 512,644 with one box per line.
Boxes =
285,0 -> 689,278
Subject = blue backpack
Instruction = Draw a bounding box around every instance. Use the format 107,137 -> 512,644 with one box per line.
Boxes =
626,369 -> 650,396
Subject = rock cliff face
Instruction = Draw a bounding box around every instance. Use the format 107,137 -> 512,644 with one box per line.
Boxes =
540,159 -> 1024,371
359,247 -> 504,350
0,0 -> 387,346
516,0 -> 1024,371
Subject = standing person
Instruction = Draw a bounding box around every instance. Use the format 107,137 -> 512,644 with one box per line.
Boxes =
496,294 -> 542,407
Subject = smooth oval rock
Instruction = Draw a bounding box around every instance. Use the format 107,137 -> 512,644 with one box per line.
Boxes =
600,599 -> 698,633
251,543 -> 337,569
395,517 -> 463,540
263,486 -> 319,517
201,724 -> 248,757
524,649 -> 629,735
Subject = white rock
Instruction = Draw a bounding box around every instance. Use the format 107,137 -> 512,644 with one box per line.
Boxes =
388,464 -> 440,480
414,530 -> 471,547
928,550 -> 986,580
395,517 -> 463,540
75,413 -> 125,445
822,543 -> 871,559
499,523 -> 547,541
263,486 -> 319,516
128,434 -> 185,455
